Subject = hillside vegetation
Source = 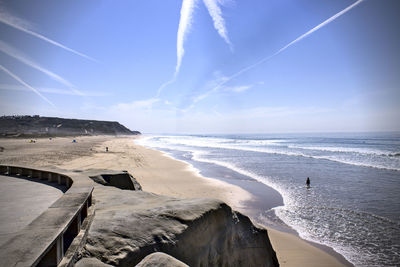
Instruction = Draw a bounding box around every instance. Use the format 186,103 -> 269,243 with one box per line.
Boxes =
0,116 -> 140,137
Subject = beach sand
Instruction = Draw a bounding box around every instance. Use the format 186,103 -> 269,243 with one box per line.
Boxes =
0,135 -> 349,266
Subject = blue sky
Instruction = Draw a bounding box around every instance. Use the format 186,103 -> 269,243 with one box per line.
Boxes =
0,0 -> 399,133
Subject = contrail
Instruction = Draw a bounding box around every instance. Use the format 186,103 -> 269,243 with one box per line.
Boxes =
156,77 -> 176,97
0,40 -> 84,96
273,0 -> 364,57
158,0 -> 233,97
0,64 -> 55,107
157,0 -> 196,97
203,0 -> 232,50
191,0 -> 364,106
0,9 -> 97,62
0,84 -> 109,96
176,0 -> 197,74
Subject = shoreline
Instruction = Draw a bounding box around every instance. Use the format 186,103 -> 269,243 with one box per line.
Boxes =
0,135 -> 352,266
134,137 -> 353,267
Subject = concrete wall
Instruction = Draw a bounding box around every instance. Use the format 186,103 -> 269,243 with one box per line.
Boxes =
0,165 -> 94,267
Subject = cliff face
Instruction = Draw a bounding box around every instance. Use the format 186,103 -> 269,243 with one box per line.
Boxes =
0,116 -> 140,137
76,184 -> 279,267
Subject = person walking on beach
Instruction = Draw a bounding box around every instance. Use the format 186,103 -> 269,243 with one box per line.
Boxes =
306,177 -> 310,188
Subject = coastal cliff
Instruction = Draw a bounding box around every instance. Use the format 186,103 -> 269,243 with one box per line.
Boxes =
76,179 -> 279,267
0,115 -> 140,137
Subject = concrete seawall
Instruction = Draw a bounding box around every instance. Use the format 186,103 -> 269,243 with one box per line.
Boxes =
0,165 -> 94,267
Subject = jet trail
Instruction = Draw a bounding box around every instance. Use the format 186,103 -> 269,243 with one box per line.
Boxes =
191,0 -> 364,106
156,77 -> 177,97
203,0 -> 232,50
0,10 -> 96,62
156,0 -> 196,97
158,0 -> 234,97
0,40 -> 83,96
176,0 -> 197,74
0,64 -> 55,107
273,0 -> 364,57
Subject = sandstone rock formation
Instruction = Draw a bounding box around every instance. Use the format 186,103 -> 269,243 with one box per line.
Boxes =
76,184 -> 279,267
135,252 -> 189,267
75,258 -> 113,267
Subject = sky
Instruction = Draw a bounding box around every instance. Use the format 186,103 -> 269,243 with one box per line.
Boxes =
0,0 -> 399,134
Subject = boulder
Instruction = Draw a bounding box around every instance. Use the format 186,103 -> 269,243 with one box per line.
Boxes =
75,258 -> 113,267
77,186 -> 279,267
135,252 -> 188,267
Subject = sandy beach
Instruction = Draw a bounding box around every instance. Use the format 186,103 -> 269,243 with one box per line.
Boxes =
0,135 -> 349,266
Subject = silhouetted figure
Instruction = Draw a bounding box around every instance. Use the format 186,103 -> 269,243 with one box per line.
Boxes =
306,177 -> 311,188
106,147 -> 109,152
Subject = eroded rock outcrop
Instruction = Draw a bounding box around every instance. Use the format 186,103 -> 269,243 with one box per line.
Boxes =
76,185 -> 279,267
135,252 -> 189,267
75,258 -> 113,267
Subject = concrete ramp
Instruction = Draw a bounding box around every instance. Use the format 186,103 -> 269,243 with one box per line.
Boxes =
0,165 -> 94,267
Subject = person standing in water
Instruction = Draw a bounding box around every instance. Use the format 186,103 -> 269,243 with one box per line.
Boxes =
306,177 -> 311,188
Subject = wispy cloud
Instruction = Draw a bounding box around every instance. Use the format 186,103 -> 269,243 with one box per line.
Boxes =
0,84 -> 108,96
114,98 -> 160,112
223,81 -> 264,93
0,40 -> 84,96
157,0 -> 232,97
176,0 -> 233,74
0,64 -> 55,107
236,106 -> 333,119
189,0 -> 364,107
224,84 -> 253,93
188,80 -> 255,110
191,73 -> 228,103
156,0 -> 197,97
156,77 -> 177,97
0,7 -> 96,62
203,0 -> 232,50
176,0 -> 197,75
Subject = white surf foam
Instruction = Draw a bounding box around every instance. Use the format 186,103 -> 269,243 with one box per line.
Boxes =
136,134 -> 400,266
139,135 -> 400,171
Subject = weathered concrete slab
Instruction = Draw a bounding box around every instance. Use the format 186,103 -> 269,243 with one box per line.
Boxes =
0,175 -> 64,246
0,165 -> 94,267
27,206 -> 80,230
51,192 -> 91,208
0,227 -> 63,267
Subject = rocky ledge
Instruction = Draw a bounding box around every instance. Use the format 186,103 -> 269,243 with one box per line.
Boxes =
75,171 -> 279,267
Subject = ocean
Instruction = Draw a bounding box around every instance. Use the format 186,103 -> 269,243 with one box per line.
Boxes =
137,133 -> 400,266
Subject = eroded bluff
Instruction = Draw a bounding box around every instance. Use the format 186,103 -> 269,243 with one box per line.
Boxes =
76,181 -> 279,267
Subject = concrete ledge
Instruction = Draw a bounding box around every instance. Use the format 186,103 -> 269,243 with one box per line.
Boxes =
0,165 -> 94,267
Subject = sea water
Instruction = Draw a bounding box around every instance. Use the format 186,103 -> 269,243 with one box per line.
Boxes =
137,133 -> 400,266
